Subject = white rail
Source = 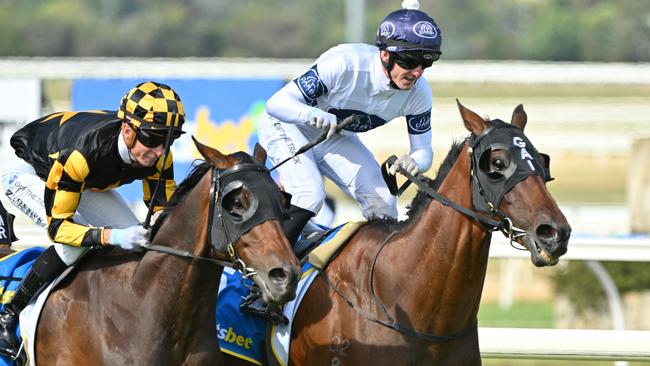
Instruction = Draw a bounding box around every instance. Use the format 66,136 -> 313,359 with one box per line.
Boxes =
0,58 -> 649,84
479,328 -> 650,361
490,235 -> 650,262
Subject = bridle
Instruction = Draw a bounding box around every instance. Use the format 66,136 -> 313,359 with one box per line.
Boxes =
143,159 -> 285,278
386,120 -> 553,245
324,121 -> 554,342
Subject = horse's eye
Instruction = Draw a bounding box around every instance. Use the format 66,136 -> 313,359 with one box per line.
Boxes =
493,158 -> 507,171
222,188 -> 245,218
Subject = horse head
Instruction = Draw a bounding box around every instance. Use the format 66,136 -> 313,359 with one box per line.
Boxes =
193,137 -> 300,304
457,100 -> 571,267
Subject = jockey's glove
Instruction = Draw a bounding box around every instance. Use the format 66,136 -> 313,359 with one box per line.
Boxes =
388,154 -> 419,176
109,225 -> 148,252
308,109 -> 338,139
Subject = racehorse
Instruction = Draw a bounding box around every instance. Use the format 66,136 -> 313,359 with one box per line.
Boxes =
30,138 -> 300,365
224,101 -> 571,365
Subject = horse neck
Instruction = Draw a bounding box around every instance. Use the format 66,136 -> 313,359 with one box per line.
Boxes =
387,145 -> 491,333
135,172 -> 221,341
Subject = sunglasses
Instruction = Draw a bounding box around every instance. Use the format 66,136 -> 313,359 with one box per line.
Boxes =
392,51 -> 440,70
133,127 -> 181,148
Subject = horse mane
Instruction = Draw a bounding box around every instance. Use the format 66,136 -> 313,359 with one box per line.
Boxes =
402,138 -> 467,223
150,160 -> 211,239
366,138 -> 468,230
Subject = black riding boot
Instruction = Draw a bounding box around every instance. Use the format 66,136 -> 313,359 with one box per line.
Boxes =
239,205 -> 314,325
0,246 -> 67,358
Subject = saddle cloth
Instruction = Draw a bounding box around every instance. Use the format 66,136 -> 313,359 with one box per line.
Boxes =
217,222 -> 362,366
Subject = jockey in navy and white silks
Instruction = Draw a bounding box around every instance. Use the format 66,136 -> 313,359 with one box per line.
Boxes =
257,3 -> 442,232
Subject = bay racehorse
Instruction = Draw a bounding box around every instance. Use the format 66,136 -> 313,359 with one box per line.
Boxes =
31,138 -> 300,365
236,101 -> 570,365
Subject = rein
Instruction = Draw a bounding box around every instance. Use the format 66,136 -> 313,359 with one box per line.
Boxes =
396,164 -> 527,243
322,230 -> 478,342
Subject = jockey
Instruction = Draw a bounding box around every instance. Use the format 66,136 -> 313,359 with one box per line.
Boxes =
0,81 -> 185,358
247,0 -> 442,322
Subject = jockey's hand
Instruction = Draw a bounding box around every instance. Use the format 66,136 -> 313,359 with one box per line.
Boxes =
388,154 -> 419,176
109,225 -> 148,252
308,109 -> 338,139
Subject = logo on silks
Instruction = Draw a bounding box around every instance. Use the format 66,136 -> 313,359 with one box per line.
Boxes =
379,22 -> 396,38
413,21 -> 438,39
295,67 -> 327,106
407,112 -> 431,134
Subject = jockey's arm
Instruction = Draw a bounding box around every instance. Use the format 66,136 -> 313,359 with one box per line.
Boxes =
265,82 -> 317,124
266,56 -> 342,125
404,93 -> 434,174
407,128 -> 433,174
44,150 -> 106,247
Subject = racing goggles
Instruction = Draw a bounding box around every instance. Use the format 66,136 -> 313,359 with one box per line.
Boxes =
133,125 -> 181,148
392,50 -> 440,70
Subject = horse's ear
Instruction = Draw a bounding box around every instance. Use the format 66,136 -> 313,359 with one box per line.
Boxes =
457,99 -> 488,135
192,136 -> 230,168
511,104 -> 527,130
253,143 -> 267,164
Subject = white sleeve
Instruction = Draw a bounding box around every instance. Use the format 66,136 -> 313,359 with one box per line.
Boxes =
265,53 -> 345,125
406,81 -> 434,173
408,130 -> 433,173
265,82 -> 316,124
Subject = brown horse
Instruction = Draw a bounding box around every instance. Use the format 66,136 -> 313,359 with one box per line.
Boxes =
31,139 -> 300,365
244,101 -> 568,366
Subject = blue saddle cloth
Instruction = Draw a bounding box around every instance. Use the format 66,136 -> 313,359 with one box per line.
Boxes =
216,224 -> 346,365
0,247 -> 44,366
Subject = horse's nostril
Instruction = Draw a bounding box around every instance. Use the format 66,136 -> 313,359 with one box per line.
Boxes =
536,224 -> 558,241
269,267 -> 289,284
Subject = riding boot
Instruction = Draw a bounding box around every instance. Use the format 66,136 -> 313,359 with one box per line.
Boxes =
0,246 -> 67,358
282,205 -> 315,245
239,286 -> 288,326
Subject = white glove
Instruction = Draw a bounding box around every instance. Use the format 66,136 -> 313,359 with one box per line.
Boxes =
109,225 -> 148,252
308,109 -> 338,139
388,154 -> 420,176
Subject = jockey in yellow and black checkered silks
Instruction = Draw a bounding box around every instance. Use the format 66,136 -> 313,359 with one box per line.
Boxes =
0,80 -> 188,359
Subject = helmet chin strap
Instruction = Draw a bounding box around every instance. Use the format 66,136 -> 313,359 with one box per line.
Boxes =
381,52 -> 403,90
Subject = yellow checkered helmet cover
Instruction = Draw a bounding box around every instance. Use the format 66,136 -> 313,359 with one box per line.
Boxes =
117,81 -> 185,131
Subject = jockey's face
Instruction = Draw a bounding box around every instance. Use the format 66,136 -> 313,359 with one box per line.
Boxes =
380,50 -> 426,90
121,122 -> 165,168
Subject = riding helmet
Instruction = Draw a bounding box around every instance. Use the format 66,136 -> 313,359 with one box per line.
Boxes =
117,81 -> 185,132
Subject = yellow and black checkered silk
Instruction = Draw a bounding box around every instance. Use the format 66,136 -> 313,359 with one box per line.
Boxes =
117,81 -> 185,131
10,111 -> 176,247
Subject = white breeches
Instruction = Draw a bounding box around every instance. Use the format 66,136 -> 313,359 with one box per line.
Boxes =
1,159 -> 139,265
258,115 -> 397,220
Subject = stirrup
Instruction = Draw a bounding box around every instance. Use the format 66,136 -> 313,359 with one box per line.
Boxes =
0,340 -> 20,360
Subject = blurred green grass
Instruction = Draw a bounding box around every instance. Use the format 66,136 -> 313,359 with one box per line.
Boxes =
478,302 -> 554,328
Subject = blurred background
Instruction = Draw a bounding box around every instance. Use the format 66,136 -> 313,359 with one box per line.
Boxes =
0,0 -> 649,364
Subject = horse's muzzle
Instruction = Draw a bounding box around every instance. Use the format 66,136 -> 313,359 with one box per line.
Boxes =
261,265 -> 299,304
